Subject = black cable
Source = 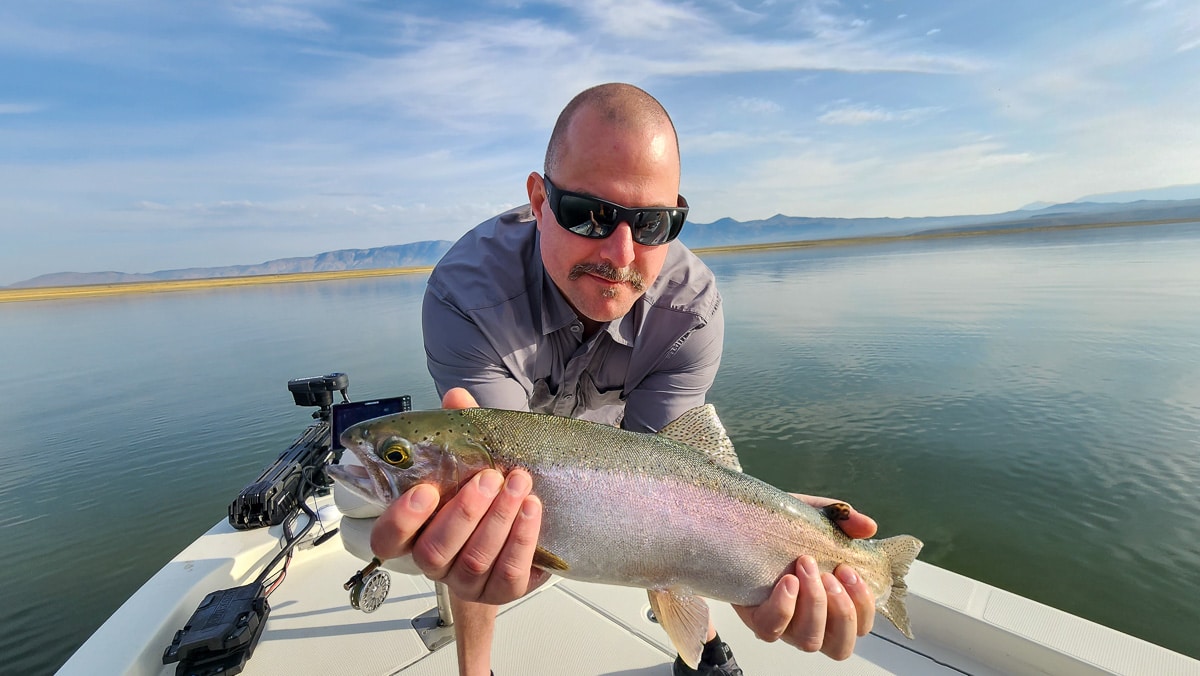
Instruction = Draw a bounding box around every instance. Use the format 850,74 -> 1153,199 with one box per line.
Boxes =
252,461 -> 325,590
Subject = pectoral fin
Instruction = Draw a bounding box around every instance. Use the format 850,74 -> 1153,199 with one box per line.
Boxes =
533,546 -> 570,572
647,588 -> 710,669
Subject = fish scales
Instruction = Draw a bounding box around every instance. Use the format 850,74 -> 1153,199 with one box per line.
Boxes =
465,408 -> 869,604
328,404 -> 924,664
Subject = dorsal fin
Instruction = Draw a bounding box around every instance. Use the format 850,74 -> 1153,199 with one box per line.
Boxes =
658,404 -> 742,472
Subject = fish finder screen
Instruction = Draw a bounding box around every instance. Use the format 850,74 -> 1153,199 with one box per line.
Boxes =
331,396 -> 411,450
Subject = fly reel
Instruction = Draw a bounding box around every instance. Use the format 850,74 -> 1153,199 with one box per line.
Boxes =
344,558 -> 391,613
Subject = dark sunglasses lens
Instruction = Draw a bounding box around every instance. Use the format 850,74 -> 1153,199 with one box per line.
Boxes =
557,193 -> 617,238
632,211 -> 673,245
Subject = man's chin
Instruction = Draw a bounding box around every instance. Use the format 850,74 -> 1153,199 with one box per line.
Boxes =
576,295 -> 636,324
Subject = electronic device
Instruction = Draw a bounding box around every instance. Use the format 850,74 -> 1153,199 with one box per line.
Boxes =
331,395 -> 412,451
171,373 -> 413,674
162,583 -> 269,676
228,373 -> 350,530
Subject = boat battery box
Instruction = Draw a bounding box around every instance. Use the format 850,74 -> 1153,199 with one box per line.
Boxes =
162,582 -> 269,676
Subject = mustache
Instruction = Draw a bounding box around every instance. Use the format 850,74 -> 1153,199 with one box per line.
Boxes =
568,262 -> 646,292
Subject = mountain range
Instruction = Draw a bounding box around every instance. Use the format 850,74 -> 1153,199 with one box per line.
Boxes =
10,195 -> 1200,289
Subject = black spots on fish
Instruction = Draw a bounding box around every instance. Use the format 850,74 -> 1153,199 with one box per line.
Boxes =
658,405 -> 742,472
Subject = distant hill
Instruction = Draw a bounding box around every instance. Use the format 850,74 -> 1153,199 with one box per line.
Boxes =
11,240 -> 453,289
10,197 -> 1200,289
1074,183 -> 1200,204
676,198 -> 1200,249
918,198 -> 1200,236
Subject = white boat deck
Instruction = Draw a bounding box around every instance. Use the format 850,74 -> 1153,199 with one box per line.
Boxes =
59,495 -> 1200,676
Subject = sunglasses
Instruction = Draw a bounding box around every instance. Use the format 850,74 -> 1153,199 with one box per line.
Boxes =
542,175 -> 688,246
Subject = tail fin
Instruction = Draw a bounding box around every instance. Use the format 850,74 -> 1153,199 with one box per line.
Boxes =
875,534 -> 923,639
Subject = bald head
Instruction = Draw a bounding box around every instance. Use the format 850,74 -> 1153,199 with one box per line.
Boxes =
544,83 -> 680,178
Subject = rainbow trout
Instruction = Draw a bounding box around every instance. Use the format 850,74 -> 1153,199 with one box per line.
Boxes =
327,405 -> 923,666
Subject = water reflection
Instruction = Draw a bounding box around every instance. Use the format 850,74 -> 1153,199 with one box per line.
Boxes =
704,224 -> 1200,661
2,223 -> 1199,673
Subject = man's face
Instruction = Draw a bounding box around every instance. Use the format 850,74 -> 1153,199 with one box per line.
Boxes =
528,108 -> 680,329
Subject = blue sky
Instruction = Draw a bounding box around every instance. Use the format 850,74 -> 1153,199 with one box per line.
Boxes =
2,0 -> 1198,285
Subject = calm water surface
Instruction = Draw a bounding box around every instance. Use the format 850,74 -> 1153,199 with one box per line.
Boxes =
2,223 -> 1198,673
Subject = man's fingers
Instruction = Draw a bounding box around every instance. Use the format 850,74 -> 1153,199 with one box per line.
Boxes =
443,470 -> 535,601
794,494 -> 878,539
733,572 -> 798,643
442,387 -> 479,409
370,483 -> 440,560
478,494 -> 543,604
787,556 -> 828,653
410,469 -> 503,579
818,572 -> 857,660
836,565 -> 875,637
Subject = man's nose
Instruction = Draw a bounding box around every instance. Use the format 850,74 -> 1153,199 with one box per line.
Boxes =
598,222 -> 637,269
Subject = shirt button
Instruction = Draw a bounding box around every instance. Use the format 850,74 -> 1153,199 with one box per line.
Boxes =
570,324 -> 581,333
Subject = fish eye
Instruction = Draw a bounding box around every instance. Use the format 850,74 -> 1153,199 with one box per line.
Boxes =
380,438 -> 413,467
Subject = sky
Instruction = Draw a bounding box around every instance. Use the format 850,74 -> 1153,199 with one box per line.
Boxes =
2,0 -> 1199,286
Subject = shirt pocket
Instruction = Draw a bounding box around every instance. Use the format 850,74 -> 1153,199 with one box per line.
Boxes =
528,377 -> 562,416
574,371 -> 627,427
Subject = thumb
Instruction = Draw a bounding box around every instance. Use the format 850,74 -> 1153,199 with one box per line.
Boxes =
442,387 -> 479,410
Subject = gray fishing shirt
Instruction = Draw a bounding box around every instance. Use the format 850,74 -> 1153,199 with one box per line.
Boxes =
422,205 -> 724,433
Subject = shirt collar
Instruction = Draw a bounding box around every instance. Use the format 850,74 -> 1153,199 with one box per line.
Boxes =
534,235 -> 578,336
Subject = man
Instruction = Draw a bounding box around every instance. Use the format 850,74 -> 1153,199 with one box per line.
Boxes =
370,83 -> 878,675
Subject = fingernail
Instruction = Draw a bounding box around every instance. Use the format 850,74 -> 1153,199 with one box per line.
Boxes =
505,470 -> 531,496
836,566 -> 859,586
408,484 -> 438,512
824,574 -> 845,595
478,470 -> 503,497
782,576 -> 799,599
520,496 -> 541,519
801,556 -> 819,578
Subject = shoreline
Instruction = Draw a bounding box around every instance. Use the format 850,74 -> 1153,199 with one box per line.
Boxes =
2,218 -> 1194,304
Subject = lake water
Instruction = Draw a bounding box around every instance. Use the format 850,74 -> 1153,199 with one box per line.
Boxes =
2,223 -> 1199,674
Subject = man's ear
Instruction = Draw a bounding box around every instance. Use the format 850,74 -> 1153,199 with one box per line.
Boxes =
526,172 -> 547,219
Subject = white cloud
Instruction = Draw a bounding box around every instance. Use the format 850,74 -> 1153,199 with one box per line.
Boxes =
735,96 -> 783,114
683,130 -> 809,155
896,140 -> 1041,172
558,0 -> 716,37
793,0 -> 874,42
2,1 -> 1198,284
818,102 -> 942,125
306,4 -> 982,132
0,103 -> 42,114
227,3 -> 332,33
819,105 -> 891,125
1133,0 -> 1200,53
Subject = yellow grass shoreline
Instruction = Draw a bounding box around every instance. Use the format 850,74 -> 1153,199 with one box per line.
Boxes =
3,218 -> 1195,304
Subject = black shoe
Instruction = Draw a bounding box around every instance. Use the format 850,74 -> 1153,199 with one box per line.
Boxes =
672,634 -> 743,676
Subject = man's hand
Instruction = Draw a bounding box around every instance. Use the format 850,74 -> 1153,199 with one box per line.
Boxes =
368,388 -> 549,605
732,496 -> 877,661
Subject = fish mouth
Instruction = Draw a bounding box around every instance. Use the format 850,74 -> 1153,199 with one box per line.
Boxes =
326,444 -> 399,507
